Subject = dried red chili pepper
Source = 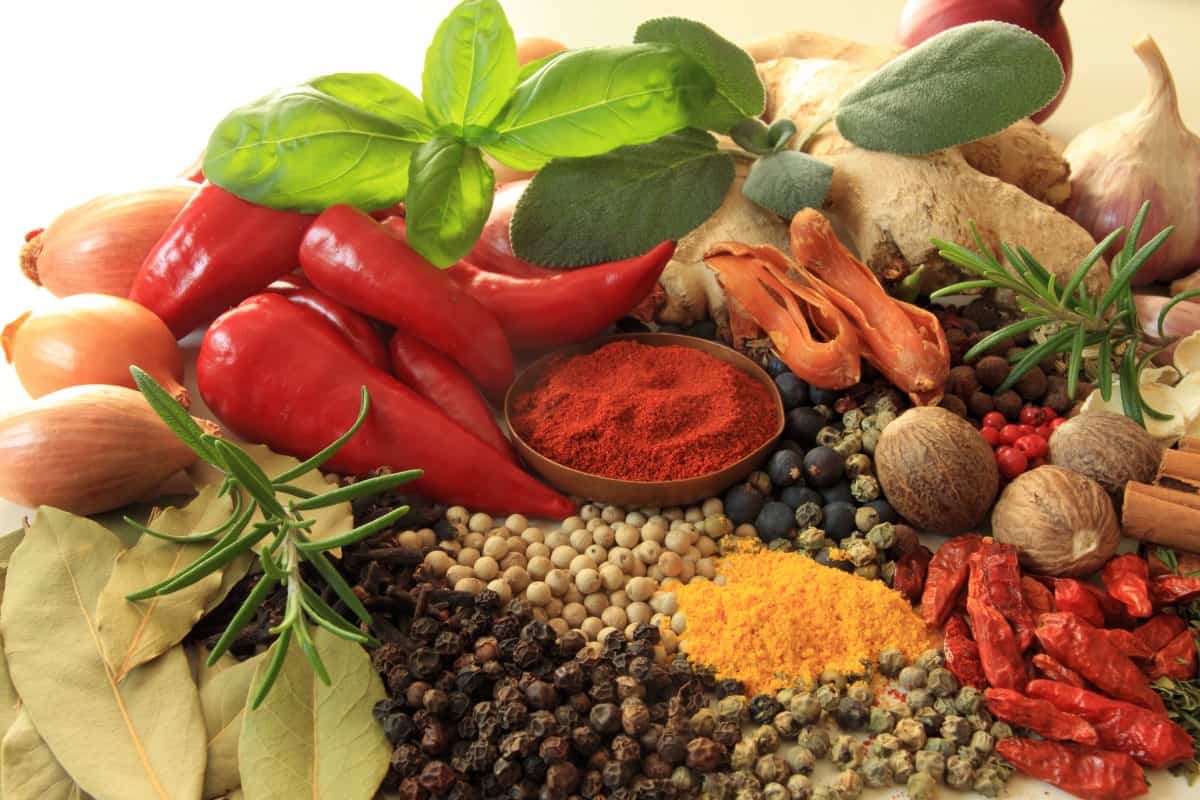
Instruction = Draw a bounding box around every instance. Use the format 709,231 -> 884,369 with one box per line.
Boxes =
920,534 -> 982,627
1022,575 -> 1056,615
977,540 -> 1037,650
1026,679 -> 1195,768
943,614 -> 987,689
263,279 -> 389,370
1032,653 -> 1088,689
966,551 -> 1027,690
995,738 -> 1147,800
893,546 -> 932,603
1035,612 -> 1167,714
1051,578 -> 1106,627
984,688 -> 1099,744
1151,574 -> 1200,604
1082,580 -> 1136,627
1149,630 -> 1198,680
1103,554 -> 1155,619
1100,628 -> 1155,661
1133,614 -> 1189,653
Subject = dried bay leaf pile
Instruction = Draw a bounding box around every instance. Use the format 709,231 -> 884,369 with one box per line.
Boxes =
0,445 -> 391,800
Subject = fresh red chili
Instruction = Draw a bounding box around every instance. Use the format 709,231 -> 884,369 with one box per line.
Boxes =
893,546 -> 932,603
196,293 -> 573,518
919,534 -> 982,627
1103,554 -> 1155,619
263,280 -> 388,370
995,738 -> 1148,800
977,540 -> 1037,650
984,688 -> 1099,744
1026,679 -> 1195,768
1133,614 -> 1189,652
1151,574 -> 1200,604
966,551 -> 1027,690
389,329 -> 516,462
299,206 -> 514,399
1149,630 -> 1198,680
1035,612 -> 1167,714
1032,653 -> 1088,689
943,614 -> 987,689
129,183 -> 313,338
1021,575 -> 1056,616
1051,578 -> 1106,627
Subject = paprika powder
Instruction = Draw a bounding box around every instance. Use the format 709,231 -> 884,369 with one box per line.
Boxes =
509,340 -> 777,482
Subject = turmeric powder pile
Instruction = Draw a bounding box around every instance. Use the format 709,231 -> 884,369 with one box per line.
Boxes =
673,545 -> 936,694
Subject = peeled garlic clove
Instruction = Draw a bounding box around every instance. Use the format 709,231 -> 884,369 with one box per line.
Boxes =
1172,371 -> 1200,426
1139,365 -> 1180,386
1174,331 -> 1200,376
1080,380 -> 1185,445
1064,36 -> 1200,285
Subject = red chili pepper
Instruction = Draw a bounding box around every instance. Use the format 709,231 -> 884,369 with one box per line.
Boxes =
1032,653 -> 1088,689
984,688 -> 1099,744
389,329 -> 516,462
1021,575 -> 1056,616
1133,614 -> 1189,653
977,540 -> 1037,650
299,206 -> 514,399
1035,612 -> 1167,714
892,545 -> 932,603
920,534 -> 982,627
966,551 -> 1028,690
196,293 -> 574,518
995,738 -> 1148,800
460,180 -> 553,278
1149,630 -> 1198,680
263,282 -> 389,370
1151,574 -> 1200,604
129,183 -> 313,338
1103,554 -> 1155,619
1051,578 -> 1106,627
1026,679 -> 1195,768
1100,628 -> 1155,661
1082,580 -> 1136,627
943,614 -> 987,689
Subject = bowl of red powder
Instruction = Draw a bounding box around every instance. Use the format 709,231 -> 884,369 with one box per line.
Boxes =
505,334 -> 784,506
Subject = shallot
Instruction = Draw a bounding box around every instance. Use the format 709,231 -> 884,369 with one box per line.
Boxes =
20,183 -> 195,297
0,385 -> 218,515
1065,36 -> 1200,285
2,294 -> 188,405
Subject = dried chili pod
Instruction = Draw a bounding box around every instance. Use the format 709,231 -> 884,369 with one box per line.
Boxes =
1148,630 -> 1198,680
1151,574 -> 1200,604
977,540 -> 1036,651
966,552 -> 1027,690
1101,555 -> 1154,619
1031,654 -> 1087,689
893,546 -> 932,603
1132,614 -> 1188,653
942,615 -> 987,690
920,535 -> 982,627
995,738 -> 1148,800
984,688 -> 1098,744
1020,576 -> 1055,616
1050,579 -> 1105,628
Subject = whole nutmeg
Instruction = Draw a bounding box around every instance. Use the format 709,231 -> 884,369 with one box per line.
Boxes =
991,465 -> 1120,577
875,407 -> 999,535
1048,412 -> 1161,499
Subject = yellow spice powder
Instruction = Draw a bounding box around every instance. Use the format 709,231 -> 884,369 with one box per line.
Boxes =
674,546 -> 936,695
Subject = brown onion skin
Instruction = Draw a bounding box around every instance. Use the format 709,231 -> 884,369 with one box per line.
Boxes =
2,294 -> 188,405
29,184 -> 196,297
898,0 -> 1072,123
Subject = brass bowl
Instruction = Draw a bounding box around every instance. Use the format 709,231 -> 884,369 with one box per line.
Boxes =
504,333 -> 785,508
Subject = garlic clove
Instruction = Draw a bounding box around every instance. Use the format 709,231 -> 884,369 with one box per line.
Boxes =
1175,331 -> 1200,377
1081,380 -> 1186,445
1139,365 -> 1180,386
1172,371 -> 1200,428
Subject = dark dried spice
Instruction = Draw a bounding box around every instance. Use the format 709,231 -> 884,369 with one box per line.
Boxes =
374,697 -> 403,723
391,743 -> 426,777
616,675 -> 646,701
590,702 -> 622,734
494,679 -> 523,705
603,758 -> 636,788
447,780 -> 479,800
423,688 -> 450,716
493,757 -> 522,788
567,692 -> 593,716
554,662 -> 587,692
545,762 -> 580,795
499,637 -> 521,661
420,720 -> 452,756
473,636 -> 500,663
501,731 -> 536,759
434,630 -> 466,656
418,761 -> 457,794
626,640 -> 655,660
639,723 -> 662,752
388,668 -> 415,696
590,680 -> 618,704
499,701 -> 529,731
642,752 -> 673,780
493,615 -> 521,640
513,640 -> 543,669
476,715 -> 501,743
749,695 -> 784,725
581,769 -> 605,798
527,710 -> 560,740
521,620 -> 556,646
657,731 -> 689,765
397,776 -> 426,800
373,643 -> 408,674
525,680 -> 558,710
554,705 -> 581,731
383,712 -> 417,744
411,617 -> 441,642
716,678 -> 746,699
685,738 -> 728,772
523,755 -> 549,783
539,735 -> 571,763
557,630 -> 587,656
464,740 -> 497,773
611,734 -> 642,762
409,648 -> 443,681
712,720 -> 742,750
406,681 -> 433,709
447,691 -> 472,720
621,699 -> 651,735
474,588 -> 502,610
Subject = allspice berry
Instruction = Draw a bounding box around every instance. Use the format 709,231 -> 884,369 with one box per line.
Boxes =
974,356 -> 1010,390
946,365 -> 980,399
967,391 -> 994,418
1014,366 -> 1048,401
993,390 -> 1022,421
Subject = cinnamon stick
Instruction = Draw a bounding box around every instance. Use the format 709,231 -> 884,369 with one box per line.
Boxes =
1158,448 -> 1200,485
1122,481 -> 1200,550
1179,437 -> 1200,454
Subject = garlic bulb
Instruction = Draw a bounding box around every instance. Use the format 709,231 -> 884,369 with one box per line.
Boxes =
1064,36 -> 1200,286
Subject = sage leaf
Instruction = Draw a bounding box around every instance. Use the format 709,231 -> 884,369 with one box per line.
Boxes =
0,528 -> 23,741
634,17 -> 764,132
511,129 -> 734,267
741,150 -> 833,219
835,21 -> 1064,154
96,486 -> 249,682
200,652 -> 265,799
730,118 -> 771,155
0,710 -> 85,800
204,73 -> 432,212
486,44 -> 714,170
238,627 -> 390,800
0,509 -> 206,800
768,119 -> 797,151
405,136 -> 496,268
423,0 -> 518,130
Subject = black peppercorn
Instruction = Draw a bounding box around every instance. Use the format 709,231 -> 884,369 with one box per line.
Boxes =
615,676 -> 645,702
495,680 -> 523,705
521,620 -> 556,647
581,769 -> 605,798
405,681 -> 432,709
716,678 -> 745,699
422,688 -> 450,716
493,616 -> 520,640
539,735 -> 571,763
685,738 -> 728,772
418,761 -> 456,794
420,720 -> 451,756
396,776 -> 426,800
410,617 -> 440,642
409,648 -> 443,681
527,710 -> 560,740
835,697 -> 869,730
498,701 -> 529,731
522,754 -> 548,783
657,731 -> 688,765
545,762 -> 580,796
391,743 -> 426,777
373,643 -> 408,675
513,640 -> 543,669
553,662 -> 586,693
446,691 -> 471,720
573,726 -> 602,755
641,752 -> 673,780
455,715 -> 478,740
589,680 -> 618,704
434,630 -> 465,656
748,694 -> 784,725
712,720 -> 742,750
500,731 -> 536,759
554,705 -> 581,731
464,740 -> 496,773
621,699 -> 651,736
525,680 -> 558,710
611,734 -> 641,762
589,703 -> 622,735
493,757 -> 522,788
383,713 -> 417,744
474,588 -> 502,610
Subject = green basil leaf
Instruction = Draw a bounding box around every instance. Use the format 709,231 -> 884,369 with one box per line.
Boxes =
422,0 -> 518,130
405,136 -> 495,268
486,44 -> 715,171
730,118 -> 771,155
204,74 -> 432,212
516,50 -> 565,83
633,17 -> 764,133
741,150 -> 832,218
510,129 -> 734,267
835,21 -> 1064,155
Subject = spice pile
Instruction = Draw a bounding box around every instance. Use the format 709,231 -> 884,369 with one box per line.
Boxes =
509,340 -> 778,482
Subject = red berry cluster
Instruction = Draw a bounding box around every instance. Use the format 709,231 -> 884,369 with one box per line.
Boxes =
979,405 -> 1067,480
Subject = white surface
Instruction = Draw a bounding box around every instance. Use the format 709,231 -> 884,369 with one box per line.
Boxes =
0,2 -> 1197,796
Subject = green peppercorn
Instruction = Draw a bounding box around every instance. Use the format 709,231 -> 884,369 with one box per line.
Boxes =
924,737 -> 956,756
926,668 -> 958,698
718,695 -> 748,723
861,757 -> 893,789
966,711 -> 993,731
880,560 -> 897,586
794,503 -> 823,531
834,767 -> 864,798
989,721 -> 1014,741
932,697 -> 957,718
914,708 -> 943,738
876,406 -> 898,426
854,563 -> 880,580
862,523 -> 892,551
849,475 -> 880,503
842,409 -> 865,431
797,726 -> 830,759
941,716 -> 973,747
786,774 -> 813,800
755,754 -> 790,785
878,648 -> 906,677
915,650 -> 945,672
811,786 -> 839,800
846,540 -> 877,567
835,697 -> 869,730
907,689 -> 934,713
958,745 -> 986,769
845,453 -> 872,479
691,708 -> 717,737
898,666 -> 927,690
969,730 -> 995,754
888,750 -> 915,784
732,740 -> 758,771
762,782 -> 789,800
772,711 -> 800,738
816,426 -> 841,448
972,767 -> 1007,798
797,527 -> 827,551
830,734 -> 865,768
867,707 -> 896,734
914,751 -> 946,782
789,693 -> 822,724
751,725 -> 781,755
945,754 -> 975,789
894,718 -> 927,751
906,771 -> 938,800
984,756 -> 1015,780
954,686 -> 983,715
814,685 -> 840,713
868,733 -> 902,758
819,668 -> 846,690
775,687 -> 795,706
786,746 -> 816,775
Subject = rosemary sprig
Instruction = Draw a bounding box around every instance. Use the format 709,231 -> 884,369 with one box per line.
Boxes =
930,201 -> 1200,425
126,367 -> 421,707
1153,676 -> 1200,785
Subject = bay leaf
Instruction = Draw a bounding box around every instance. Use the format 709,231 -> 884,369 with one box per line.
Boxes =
0,528 -> 25,740
1,508 -> 206,800
188,644 -> 240,690
95,485 -> 235,681
238,627 -> 390,800
0,709 -> 85,800
200,652 -> 264,799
